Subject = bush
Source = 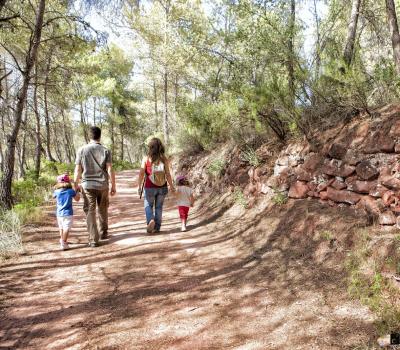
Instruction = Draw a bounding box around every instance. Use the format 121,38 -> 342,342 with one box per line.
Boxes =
113,160 -> 139,171
240,146 -> 261,167
0,210 -> 22,259
272,191 -> 287,206
12,177 -> 53,208
207,158 -> 226,177
233,187 -> 247,208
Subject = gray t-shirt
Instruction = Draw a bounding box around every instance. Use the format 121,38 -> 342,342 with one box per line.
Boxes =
75,142 -> 112,190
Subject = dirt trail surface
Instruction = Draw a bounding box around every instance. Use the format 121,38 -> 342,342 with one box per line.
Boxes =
1,171 -> 377,349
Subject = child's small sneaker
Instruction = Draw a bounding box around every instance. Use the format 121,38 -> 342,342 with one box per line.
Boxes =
181,225 -> 187,232
60,239 -> 69,250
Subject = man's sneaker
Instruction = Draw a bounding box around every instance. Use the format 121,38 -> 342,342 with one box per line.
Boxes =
101,233 -> 108,240
88,242 -> 99,248
147,219 -> 155,233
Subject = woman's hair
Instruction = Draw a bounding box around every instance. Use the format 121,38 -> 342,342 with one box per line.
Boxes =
147,137 -> 165,163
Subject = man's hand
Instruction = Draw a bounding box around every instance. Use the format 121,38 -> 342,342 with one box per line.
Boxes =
110,186 -> 116,196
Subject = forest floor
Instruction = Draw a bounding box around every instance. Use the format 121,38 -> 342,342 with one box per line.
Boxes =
0,170 -> 379,350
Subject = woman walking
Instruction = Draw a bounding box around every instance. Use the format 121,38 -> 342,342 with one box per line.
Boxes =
137,138 -> 175,233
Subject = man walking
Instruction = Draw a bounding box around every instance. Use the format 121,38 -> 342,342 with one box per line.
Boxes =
74,126 -> 116,247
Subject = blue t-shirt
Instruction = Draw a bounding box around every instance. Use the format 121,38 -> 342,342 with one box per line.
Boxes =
53,188 -> 76,217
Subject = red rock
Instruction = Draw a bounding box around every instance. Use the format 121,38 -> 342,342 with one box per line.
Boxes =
395,143 -> 400,153
363,135 -> 380,154
393,206 -> 400,214
382,190 -> 396,206
356,195 -> 381,216
236,169 -> 250,185
369,184 -> 389,198
328,200 -> 336,207
288,181 -> 309,199
343,150 -> 363,166
390,120 -> 400,137
379,137 -> 395,153
379,175 -> 400,190
322,159 -> 355,177
347,180 -> 377,194
331,179 -> 347,190
307,190 -> 318,198
319,191 -> 328,200
265,176 -> 279,188
303,153 -> 323,171
317,183 -> 328,192
308,182 -> 317,192
355,161 -> 379,180
378,211 -> 396,225
396,216 -> 400,229
326,187 -> 361,205
294,167 -> 312,182
328,143 -> 347,159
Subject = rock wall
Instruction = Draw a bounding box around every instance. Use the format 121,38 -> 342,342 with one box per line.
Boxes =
249,105 -> 400,227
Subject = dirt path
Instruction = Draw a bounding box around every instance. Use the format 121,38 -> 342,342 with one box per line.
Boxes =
0,170 -> 377,349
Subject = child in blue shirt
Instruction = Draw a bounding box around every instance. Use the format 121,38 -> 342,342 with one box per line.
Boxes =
53,174 -> 80,250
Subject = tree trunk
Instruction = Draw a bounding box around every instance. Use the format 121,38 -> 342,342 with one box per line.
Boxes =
163,70 -> 169,144
18,105 -> 28,178
153,80 -> 159,129
120,124 -> 124,161
386,0 -> 400,74
61,110 -> 73,163
80,101 -> 89,143
93,97 -> 96,125
33,71 -> 41,180
0,0 -> 46,209
343,0 -> 361,66
287,0 -> 296,105
43,52 -> 56,162
110,117 -> 115,158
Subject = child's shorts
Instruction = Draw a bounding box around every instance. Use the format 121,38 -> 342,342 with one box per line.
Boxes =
57,216 -> 73,230
178,206 -> 190,220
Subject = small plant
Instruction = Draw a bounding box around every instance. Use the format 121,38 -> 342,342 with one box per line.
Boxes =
207,158 -> 226,177
319,230 -> 333,241
233,187 -> 247,208
0,210 -> 23,259
240,146 -> 260,167
271,190 -> 287,206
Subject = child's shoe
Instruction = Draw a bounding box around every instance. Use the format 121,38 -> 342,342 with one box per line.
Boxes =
181,224 -> 187,232
60,239 -> 69,250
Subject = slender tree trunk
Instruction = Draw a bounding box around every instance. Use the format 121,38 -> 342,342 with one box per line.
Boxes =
120,124 -> 124,161
33,72 -> 41,180
110,117 -> 115,158
93,97 -> 96,125
153,80 -> 159,129
386,0 -> 400,74
80,101 -> 89,143
43,52 -> 55,161
61,110 -> 72,163
163,70 -> 169,144
0,0 -> 46,209
287,0 -> 296,106
19,105 -> 28,178
343,0 -> 361,66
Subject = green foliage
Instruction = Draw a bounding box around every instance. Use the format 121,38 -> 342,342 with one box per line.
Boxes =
319,230 -> 333,241
233,187 -> 247,208
113,160 -> 139,171
272,191 -> 288,206
240,146 -> 261,167
40,160 -> 74,177
207,158 -> 226,177
346,229 -> 400,335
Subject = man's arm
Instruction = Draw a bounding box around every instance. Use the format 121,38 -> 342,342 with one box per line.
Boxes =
107,163 -> 116,196
74,164 -> 82,191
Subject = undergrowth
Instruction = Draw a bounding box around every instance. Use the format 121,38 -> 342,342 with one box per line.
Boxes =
0,210 -> 23,259
346,229 -> 400,336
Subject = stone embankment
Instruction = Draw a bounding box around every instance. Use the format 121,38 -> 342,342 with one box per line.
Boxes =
247,106 -> 400,227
